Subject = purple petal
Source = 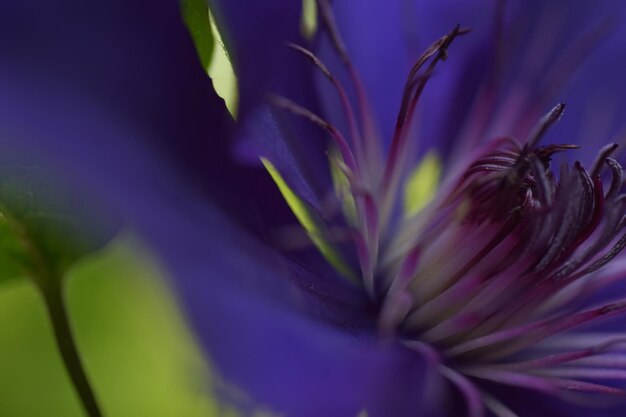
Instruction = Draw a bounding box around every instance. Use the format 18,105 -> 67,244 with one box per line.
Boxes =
157,203 -> 443,417
212,0 -> 336,208
443,0 -> 626,168
0,3 -> 447,415
0,0 -> 310,237
208,0 -> 301,120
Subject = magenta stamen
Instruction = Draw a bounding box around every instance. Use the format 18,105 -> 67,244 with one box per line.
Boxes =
536,368 -> 626,380
380,26 -> 468,215
286,42 -> 366,169
316,0 -> 383,173
354,231 -> 375,297
439,365 -> 486,417
449,299 -> 626,358
378,246 -> 421,334
463,368 -> 625,396
481,338 -> 626,372
549,378 -> 625,395
363,193 -> 379,258
268,94 -> 359,173
482,392 -> 519,417
460,368 -> 557,394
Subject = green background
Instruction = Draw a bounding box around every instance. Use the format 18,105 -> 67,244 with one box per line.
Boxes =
0,236 -> 232,417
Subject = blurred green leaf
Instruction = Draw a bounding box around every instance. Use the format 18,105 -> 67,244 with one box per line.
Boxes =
0,160 -> 116,286
183,0 -> 214,70
0,235 -> 228,417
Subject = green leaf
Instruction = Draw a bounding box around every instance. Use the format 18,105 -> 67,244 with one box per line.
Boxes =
0,160 -> 117,286
182,0 -> 214,71
207,12 -> 238,117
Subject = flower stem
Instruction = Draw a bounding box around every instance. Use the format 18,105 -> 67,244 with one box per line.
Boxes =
41,279 -> 103,417
0,201 -> 103,416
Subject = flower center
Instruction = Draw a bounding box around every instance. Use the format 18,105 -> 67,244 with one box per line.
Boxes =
380,134 -> 625,356
269,1 -> 626,411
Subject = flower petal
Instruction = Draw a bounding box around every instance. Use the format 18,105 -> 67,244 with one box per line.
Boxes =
208,0 -> 302,119
157,202 -> 444,417
0,0 -> 314,235
0,4 -> 445,415
442,0 -> 626,168
211,0 -> 338,208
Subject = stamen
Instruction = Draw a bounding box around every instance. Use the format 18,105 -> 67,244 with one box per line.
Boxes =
482,391 -> 520,417
268,94 -> 358,173
590,143 -> 619,177
316,0 -> 382,172
526,102 -> 565,148
439,365 -> 486,417
361,192 -> 380,297
462,368 -> 625,396
270,9 -> 626,411
286,43 -> 365,166
582,229 -> 626,275
480,338 -> 626,372
270,92 -> 383,295
604,158 -> 623,199
381,26 -> 469,204
378,246 -> 421,335
460,368 -> 558,394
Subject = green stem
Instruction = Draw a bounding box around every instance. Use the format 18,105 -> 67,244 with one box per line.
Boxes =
0,201 -> 103,416
41,280 -> 103,417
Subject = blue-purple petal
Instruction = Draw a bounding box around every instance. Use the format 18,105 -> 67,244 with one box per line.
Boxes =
0,2 -> 444,415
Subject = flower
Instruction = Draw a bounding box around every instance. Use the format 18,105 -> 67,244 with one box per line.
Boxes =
2,0 -> 626,416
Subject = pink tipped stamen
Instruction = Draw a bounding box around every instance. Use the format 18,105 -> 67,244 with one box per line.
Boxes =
380,26 -> 469,221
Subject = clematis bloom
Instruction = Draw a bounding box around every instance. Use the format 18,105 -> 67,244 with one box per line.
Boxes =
3,0 -> 626,416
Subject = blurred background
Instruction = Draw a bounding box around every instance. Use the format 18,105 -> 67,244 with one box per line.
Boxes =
0,4 -> 239,415
0,1 -> 314,415
0,235 -> 234,417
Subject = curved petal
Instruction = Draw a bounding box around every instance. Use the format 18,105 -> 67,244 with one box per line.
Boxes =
0,3 -> 448,415
208,0 -> 302,120
0,0 -> 310,237
235,104 -> 333,212
153,200 -> 444,417
210,0 -> 336,209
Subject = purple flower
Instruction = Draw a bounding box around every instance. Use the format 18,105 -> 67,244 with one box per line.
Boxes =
2,0 -> 626,416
